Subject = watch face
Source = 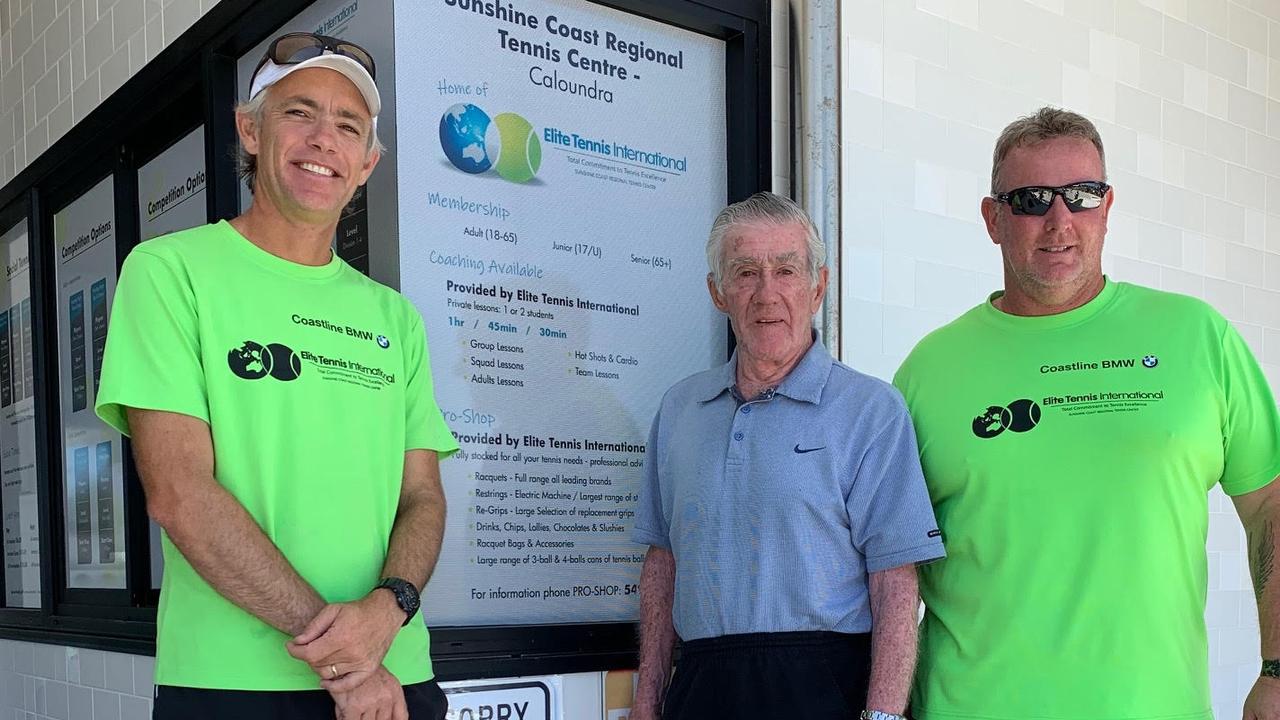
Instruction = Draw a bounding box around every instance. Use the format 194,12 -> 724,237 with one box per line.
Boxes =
380,578 -> 420,619
401,582 -> 420,612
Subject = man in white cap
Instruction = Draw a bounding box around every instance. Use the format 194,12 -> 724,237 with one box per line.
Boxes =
96,33 -> 457,719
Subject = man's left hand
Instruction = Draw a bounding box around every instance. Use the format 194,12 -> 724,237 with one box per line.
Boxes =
1245,676 -> 1280,719
331,665 -> 408,720
287,591 -> 405,692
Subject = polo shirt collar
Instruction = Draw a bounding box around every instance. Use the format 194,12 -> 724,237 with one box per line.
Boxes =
774,334 -> 832,404
696,355 -> 738,403
696,330 -> 832,405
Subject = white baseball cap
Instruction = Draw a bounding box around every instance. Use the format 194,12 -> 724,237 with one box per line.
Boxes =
249,53 -> 381,118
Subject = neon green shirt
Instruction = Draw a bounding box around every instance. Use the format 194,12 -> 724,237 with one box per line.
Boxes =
95,221 -> 458,690
894,280 -> 1280,720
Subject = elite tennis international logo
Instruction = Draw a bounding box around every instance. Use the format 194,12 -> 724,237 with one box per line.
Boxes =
971,399 -> 1041,439
439,103 -> 542,183
227,341 -> 302,382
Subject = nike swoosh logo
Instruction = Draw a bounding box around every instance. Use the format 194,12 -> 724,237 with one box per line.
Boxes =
794,444 -> 825,454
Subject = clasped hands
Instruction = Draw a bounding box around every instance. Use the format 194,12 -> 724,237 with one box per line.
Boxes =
287,591 -> 409,720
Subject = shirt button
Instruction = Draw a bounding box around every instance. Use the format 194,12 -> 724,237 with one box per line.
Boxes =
733,432 -> 744,441
741,406 -> 751,414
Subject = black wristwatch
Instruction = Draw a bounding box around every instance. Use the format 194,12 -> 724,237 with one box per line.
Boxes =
375,577 -> 421,626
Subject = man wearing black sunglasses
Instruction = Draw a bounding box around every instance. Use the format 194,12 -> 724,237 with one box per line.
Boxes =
894,107 -> 1280,720
97,32 -> 453,720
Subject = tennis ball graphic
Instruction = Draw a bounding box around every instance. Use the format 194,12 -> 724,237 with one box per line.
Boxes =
266,343 -> 302,381
485,113 -> 542,183
1005,398 -> 1041,433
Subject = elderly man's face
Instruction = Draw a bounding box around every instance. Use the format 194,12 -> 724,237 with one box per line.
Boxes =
237,67 -> 379,225
708,221 -> 827,369
981,136 -> 1112,314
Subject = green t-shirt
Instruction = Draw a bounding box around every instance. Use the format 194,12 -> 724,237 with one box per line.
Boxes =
95,221 -> 458,690
894,279 -> 1280,720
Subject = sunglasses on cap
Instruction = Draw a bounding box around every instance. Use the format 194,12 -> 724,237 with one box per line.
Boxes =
992,181 -> 1111,216
254,32 -> 377,82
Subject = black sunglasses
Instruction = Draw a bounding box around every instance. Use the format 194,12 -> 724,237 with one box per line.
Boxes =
993,181 -> 1110,216
255,32 -> 376,81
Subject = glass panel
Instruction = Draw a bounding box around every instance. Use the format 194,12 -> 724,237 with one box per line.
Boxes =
56,176 -> 125,590
136,125 -> 208,589
138,126 -> 207,242
0,218 -> 40,607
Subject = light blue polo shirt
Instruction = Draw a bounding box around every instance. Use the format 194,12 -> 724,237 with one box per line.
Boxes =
633,337 -> 945,641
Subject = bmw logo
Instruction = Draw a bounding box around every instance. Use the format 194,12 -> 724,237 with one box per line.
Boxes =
1142,355 -> 1158,368
376,335 -> 391,349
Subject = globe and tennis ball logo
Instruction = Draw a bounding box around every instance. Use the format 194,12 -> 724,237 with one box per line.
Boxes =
972,398 -> 1041,439
227,341 -> 302,382
439,103 -> 542,183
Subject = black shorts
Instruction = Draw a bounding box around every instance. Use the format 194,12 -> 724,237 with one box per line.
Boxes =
662,631 -> 871,720
153,679 -> 448,720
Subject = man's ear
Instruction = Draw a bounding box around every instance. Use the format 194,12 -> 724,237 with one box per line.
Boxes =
980,196 -> 1001,246
356,147 -> 380,186
810,266 -> 829,312
235,110 -> 260,157
706,274 -> 729,313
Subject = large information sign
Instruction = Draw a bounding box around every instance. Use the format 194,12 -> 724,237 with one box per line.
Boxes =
0,220 -> 39,607
55,177 -> 125,590
398,0 -> 728,625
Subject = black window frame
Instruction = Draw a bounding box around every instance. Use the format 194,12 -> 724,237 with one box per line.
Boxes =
0,0 -> 772,677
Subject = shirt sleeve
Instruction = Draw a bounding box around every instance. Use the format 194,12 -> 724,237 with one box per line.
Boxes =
630,410 -> 669,548
402,303 -> 458,458
1218,322 -> 1280,496
847,400 -> 946,572
95,247 -> 209,436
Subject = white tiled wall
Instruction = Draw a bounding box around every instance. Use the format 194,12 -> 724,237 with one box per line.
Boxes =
840,0 -> 1280,716
0,641 -> 153,719
0,0 -> 217,185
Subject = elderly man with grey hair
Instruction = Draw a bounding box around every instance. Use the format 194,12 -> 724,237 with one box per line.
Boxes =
631,191 -> 945,720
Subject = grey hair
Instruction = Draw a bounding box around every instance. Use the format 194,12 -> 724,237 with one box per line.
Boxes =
234,89 -> 386,193
705,191 -> 825,290
991,106 -> 1106,193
